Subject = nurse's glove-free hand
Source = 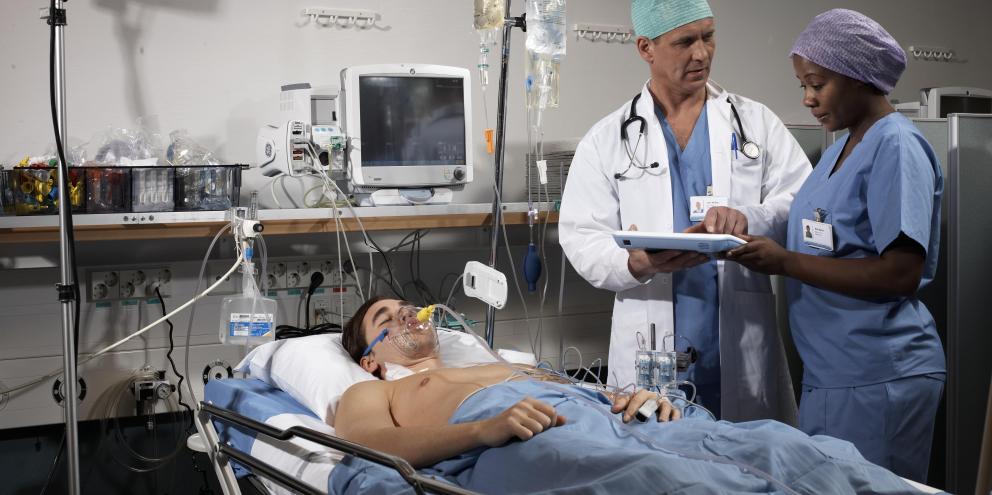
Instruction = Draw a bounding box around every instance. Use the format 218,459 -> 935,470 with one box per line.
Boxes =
612,389 -> 680,423
626,224 -> 710,279
685,206 -> 748,236
724,235 -> 791,275
478,397 -> 566,446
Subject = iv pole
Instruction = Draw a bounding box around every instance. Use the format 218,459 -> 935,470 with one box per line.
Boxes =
484,1 -> 526,347
44,1 -> 82,493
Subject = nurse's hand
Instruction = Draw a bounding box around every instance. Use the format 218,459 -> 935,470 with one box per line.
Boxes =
612,389 -> 681,423
684,206 -> 748,236
723,235 -> 792,275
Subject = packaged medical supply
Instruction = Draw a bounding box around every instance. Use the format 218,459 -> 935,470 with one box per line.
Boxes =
219,260 -> 276,346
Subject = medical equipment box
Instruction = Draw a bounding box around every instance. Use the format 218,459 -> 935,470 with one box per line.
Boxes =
174,165 -> 242,212
2,167 -> 85,216
1,164 -> 243,215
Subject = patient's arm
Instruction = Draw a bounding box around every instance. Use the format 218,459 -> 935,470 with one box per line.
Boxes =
335,381 -> 565,468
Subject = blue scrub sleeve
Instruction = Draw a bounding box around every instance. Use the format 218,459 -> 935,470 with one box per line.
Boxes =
866,133 -> 936,255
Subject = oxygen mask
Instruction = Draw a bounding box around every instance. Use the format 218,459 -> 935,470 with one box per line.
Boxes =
363,305 -> 440,361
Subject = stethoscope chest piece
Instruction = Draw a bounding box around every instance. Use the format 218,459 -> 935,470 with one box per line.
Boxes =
740,140 -> 760,160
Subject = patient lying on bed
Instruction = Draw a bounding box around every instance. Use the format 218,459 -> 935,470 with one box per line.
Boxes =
335,297 -> 677,469
331,297 -> 920,494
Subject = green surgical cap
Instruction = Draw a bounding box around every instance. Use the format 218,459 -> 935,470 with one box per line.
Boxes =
631,0 -> 713,39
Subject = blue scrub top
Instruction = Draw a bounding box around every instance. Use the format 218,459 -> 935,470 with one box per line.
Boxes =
785,113 -> 946,388
654,103 -> 721,414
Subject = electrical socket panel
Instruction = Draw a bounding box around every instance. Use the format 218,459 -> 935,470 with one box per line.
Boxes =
121,267 -> 172,299
312,284 -> 362,322
289,260 -> 314,289
262,258 -> 360,292
266,262 -> 288,291
89,270 -> 121,301
316,259 -> 345,286
89,267 -> 171,302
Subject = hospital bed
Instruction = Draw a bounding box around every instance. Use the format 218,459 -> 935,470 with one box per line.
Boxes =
192,331 -> 946,495
196,378 -> 474,495
193,328 -> 498,495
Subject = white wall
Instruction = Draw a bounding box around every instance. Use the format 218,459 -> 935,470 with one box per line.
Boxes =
2,0 -> 990,201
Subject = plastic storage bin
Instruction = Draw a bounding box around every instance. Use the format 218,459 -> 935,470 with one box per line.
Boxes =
85,167 -> 131,214
175,165 -> 241,211
6,167 -> 85,215
131,167 -> 175,213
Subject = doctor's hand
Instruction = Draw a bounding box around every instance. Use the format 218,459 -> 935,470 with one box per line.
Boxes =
612,389 -> 681,423
723,235 -> 792,275
684,206 -> 748,236
626,225 -> 710,279
477,397 -> 566,447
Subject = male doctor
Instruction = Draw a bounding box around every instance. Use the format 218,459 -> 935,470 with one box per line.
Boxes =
559,0 -> 810,422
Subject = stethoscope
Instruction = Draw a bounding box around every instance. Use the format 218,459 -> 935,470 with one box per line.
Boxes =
615,93 -> 760,180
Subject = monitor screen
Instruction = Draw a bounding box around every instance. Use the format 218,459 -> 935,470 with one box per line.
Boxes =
358,76 -> 467,167
940,95 -> 992,117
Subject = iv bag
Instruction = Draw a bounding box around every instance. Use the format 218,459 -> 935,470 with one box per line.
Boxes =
219,262 -> 276,346
525,0 -> 566,60
474,0 -> 505,30
525,53 -> 560,110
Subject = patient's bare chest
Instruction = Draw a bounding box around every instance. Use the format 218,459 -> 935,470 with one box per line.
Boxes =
389,365 -> 514,428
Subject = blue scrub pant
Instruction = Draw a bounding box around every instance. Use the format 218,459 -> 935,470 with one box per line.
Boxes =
798,373 -> 944,483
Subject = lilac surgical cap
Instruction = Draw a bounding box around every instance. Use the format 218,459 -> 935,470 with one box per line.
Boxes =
790,9 -> 906,94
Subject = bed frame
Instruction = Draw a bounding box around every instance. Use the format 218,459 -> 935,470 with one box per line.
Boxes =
195,401 -> 479,495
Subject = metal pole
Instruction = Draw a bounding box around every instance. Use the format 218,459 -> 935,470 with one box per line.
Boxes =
50,1 -> 81,493
484,0 -> 518,348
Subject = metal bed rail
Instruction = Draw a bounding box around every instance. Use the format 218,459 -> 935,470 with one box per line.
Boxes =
199,402 -> 480,495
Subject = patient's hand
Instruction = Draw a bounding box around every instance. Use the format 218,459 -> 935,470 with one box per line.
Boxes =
477,397 -> 566,447
612,389 -> 681,423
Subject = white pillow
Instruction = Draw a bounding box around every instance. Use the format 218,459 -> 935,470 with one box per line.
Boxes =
236,329 -> 498,425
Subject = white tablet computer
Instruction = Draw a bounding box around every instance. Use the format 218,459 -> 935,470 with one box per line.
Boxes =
612,231 -> 746,253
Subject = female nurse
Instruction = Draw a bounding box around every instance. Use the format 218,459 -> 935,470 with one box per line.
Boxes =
724,9 -> 945,483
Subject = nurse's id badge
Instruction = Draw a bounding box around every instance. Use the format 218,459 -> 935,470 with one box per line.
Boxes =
801,218 -> 834,251
689,195 -> 728,222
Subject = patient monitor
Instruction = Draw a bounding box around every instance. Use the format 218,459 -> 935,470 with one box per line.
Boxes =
340,64 -> 474,206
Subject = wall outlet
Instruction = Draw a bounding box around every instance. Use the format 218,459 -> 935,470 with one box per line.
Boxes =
266,262 -> 288,291
153,268 -> 172,297
317,259 -> 344,287
290,261 -> 312,289
89,270 -> 120,302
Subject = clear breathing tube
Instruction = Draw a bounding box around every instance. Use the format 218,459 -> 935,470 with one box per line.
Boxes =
427,304 -> 502,362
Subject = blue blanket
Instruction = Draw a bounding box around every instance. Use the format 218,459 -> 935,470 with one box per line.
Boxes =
329,380 -> 923,494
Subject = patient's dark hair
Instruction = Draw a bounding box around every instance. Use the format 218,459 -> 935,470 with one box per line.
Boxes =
342,296 -> 387,364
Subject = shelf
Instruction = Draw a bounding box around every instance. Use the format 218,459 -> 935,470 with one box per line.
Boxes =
0,203 -> 558,244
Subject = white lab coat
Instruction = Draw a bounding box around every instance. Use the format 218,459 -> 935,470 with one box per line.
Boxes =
559,81 -> 810,423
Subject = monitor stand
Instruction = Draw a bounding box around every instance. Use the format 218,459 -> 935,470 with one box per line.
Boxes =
355,188 -> 453,207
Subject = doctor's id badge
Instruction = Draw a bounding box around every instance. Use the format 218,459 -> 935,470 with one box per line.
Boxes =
801,218 -> 834,251
689,195 -> 728,222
